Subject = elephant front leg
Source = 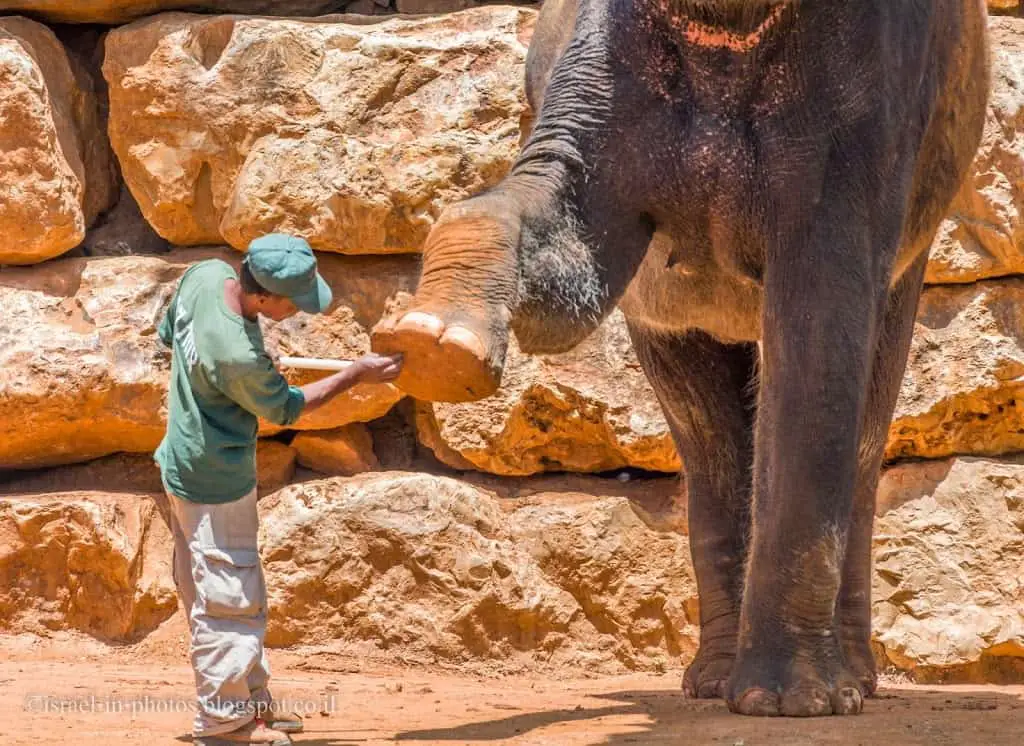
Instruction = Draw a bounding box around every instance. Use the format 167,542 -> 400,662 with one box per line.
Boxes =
371,198 -> 522,403
371,20 -> 653,404
727,153 -> 903,717
371,167 -> 653,403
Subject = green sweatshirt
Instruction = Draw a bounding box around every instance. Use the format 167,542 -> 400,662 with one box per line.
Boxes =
155,259 -> 305,503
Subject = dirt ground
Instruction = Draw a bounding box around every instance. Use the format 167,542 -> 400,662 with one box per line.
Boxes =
1,615 -> 1021,746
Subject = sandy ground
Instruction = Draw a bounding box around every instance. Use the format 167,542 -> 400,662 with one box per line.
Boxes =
1,617 -> 1022,746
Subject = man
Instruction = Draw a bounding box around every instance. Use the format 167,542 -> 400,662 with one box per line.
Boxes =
155,233 -> 402,746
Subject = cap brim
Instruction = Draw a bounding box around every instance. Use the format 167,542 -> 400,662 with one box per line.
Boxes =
291,273 -> 332,314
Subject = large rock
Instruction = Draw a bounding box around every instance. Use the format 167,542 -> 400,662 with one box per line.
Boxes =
416,310 -> 680,476
0,2 -> 351,24
292,423 -> 379,476
887,280 -> 1024,461
508,497 -> 696,665
925,18 -> 1023,284
988,1 -> 1021,15
259,473 -> 698,672
0,254 -> 176,469
0,492 -> 176,640
0,249 -> 414,469
104,8 -> 534,254
873,457 -> 1024,683
0,17 -> 116,265
254,440 -> 298,492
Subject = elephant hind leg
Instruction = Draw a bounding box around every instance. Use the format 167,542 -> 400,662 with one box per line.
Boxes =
627,321 -> 758,700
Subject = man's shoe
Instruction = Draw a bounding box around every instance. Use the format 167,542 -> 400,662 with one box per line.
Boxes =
193,721 -> 291,746
267,711 -> 303,734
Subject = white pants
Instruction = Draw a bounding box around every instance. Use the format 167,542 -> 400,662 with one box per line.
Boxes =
167,489 -> 273,738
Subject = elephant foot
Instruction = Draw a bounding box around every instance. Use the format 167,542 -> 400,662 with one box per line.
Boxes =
370,205 -> 519,403
371,308 -> 505,403
727,635 -> 865,717
683,647 -> 734,699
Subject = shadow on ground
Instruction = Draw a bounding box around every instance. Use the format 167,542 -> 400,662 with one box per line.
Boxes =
364,687 -> 1024,746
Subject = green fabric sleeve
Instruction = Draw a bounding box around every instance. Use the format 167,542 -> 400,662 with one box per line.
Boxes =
214,356 -> 306,426
158,305 -> 173,348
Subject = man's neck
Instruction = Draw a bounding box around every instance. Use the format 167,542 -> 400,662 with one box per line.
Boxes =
223,278 -> 261,321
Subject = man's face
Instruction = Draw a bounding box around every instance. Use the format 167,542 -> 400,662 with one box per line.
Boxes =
257,294 -> 300,322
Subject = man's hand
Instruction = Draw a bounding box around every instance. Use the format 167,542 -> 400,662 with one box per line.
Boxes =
354,353 -> 403,385
298,352 -> 403,415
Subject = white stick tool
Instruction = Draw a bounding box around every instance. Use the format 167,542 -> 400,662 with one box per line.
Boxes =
278,356 -> 353,371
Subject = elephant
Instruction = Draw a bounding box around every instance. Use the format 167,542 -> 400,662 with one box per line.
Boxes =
371,0 -> 990,717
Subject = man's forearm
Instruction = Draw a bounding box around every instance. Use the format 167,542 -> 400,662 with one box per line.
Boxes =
298,365 -> 365,414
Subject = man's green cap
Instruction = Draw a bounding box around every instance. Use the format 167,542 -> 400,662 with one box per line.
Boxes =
245,233 -> 332,314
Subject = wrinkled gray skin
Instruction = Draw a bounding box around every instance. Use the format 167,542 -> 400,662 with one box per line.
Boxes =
375,0 -> 990,717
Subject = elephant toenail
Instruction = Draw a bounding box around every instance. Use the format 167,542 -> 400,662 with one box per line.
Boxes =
734,688 -> 780,716
835,686 -> 863,715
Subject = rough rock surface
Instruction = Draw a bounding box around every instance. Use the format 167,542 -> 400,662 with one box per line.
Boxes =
0,1 -> 352,24
255,440 -> 298,492
0,17 -> 116,265
0,254 -> 175,469
873,457 -> 1024,683
416,311 -> 680,476
0,463 -> 1021,681
988,1 -> 1022,16
0,249 -> 414,469
507,497 -> 695,666
104,8 -> 534,253
887,280 -> 1024,461
259,473 -> 698,672
292,424 -> 379,476
0,492 -> 176,640
926,18 -> 1023,284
